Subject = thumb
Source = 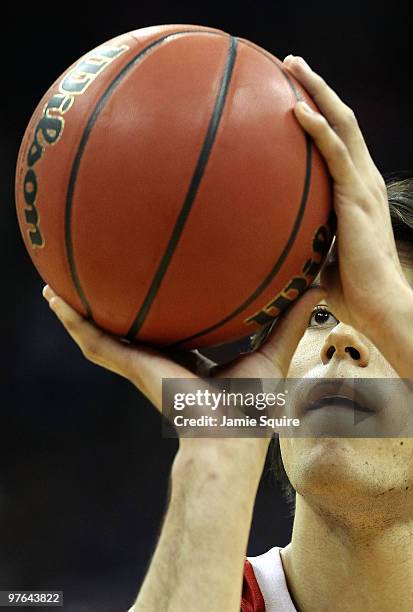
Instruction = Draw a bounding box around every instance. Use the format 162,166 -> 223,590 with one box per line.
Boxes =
257,286 -> 326,375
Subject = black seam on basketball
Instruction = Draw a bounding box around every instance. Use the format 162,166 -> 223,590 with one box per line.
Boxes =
125,35 -> 238,341
165,39 -> 313,348
239,38 -> 305,101
64,29 -> 229,321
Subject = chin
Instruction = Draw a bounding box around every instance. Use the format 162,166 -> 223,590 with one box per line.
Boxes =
282,438 -> 379,498
282,439 -> 413,520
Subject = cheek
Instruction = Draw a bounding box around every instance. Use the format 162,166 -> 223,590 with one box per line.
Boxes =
287,330 -> 326,376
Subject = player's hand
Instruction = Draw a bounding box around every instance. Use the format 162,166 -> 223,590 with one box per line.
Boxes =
42,283 -> 324,414
283,55 -> 413,339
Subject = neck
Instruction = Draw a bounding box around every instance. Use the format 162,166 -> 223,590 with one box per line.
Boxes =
281,494 -> 413,612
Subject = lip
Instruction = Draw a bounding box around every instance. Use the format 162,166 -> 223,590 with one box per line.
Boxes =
306,395 -> 374,413
301,380 -> 380,415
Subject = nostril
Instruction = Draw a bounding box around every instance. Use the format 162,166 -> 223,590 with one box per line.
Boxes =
326,346 -> 335,359
345,347 -> 361,360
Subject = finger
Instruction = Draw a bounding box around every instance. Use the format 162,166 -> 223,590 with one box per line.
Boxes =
43,286 -> 137,379
253,286 -> 326,376
42,286 -> 194,411
293,100 -> 360,187
283,55 -> 380,182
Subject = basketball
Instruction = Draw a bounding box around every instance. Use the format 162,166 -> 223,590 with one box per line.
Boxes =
15,24 -> 335,349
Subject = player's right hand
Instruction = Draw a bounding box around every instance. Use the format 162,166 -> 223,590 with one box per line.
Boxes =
42,283 -> 325,413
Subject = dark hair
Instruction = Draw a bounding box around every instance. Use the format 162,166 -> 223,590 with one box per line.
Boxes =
267,172 -> 413,515
386,172 -> 413,243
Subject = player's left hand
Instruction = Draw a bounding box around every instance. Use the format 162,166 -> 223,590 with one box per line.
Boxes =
283,54 -> 413,340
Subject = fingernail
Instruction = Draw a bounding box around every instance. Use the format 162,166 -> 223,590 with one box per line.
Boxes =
283,54 -> 294,63
295,56 -> 312,71
42,284 -> 57,302
297,101 -> 314,114
49,297 -> 60,313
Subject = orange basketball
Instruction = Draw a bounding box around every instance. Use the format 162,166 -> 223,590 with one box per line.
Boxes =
15,24 -> 335,349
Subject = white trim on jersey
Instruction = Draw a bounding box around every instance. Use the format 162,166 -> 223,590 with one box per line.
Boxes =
247,546 -> 297,612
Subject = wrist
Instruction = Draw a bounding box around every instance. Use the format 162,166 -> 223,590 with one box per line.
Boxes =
172,437 -> 271,487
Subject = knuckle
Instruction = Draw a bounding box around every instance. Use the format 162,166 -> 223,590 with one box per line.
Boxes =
315,113 -> 329,131
63,317 -> 75,333
357,187 -> 377,211
342,106 -> 358,128
331,139 -> 348,159
81,345 -> 96,362
314,73 -> 327,90
81,335 -> 100,362
376,174 -> 387,196
367,172 -> 387,200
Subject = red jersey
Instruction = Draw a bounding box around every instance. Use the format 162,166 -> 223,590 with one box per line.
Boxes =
241,547 -> 297,612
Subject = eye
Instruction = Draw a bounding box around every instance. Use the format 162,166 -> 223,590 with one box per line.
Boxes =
308,305 -> 339,329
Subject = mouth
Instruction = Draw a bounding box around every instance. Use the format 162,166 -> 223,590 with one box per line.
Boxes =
300,380 -> 380,416
305,395 -> 375,413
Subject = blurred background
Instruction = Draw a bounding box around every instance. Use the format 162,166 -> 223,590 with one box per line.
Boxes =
1,1 -> 411,610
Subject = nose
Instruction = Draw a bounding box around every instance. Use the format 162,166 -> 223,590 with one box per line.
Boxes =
320,325 -> 370,367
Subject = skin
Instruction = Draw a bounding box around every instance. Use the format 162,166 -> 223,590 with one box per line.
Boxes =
281,245 -> 413,612
41,54 -> 413,611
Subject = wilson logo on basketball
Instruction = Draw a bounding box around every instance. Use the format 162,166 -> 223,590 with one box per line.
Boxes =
22,43 -> 129,249
245,221 -> 334,327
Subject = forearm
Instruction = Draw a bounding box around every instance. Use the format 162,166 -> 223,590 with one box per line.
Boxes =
369,284 -> 413,379
130,439 -> 268,612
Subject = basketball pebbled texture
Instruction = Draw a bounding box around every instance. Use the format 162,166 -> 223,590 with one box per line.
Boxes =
15,24 -> 335,349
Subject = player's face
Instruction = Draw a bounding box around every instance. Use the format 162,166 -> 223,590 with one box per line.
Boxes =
280,241 -> 413,515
